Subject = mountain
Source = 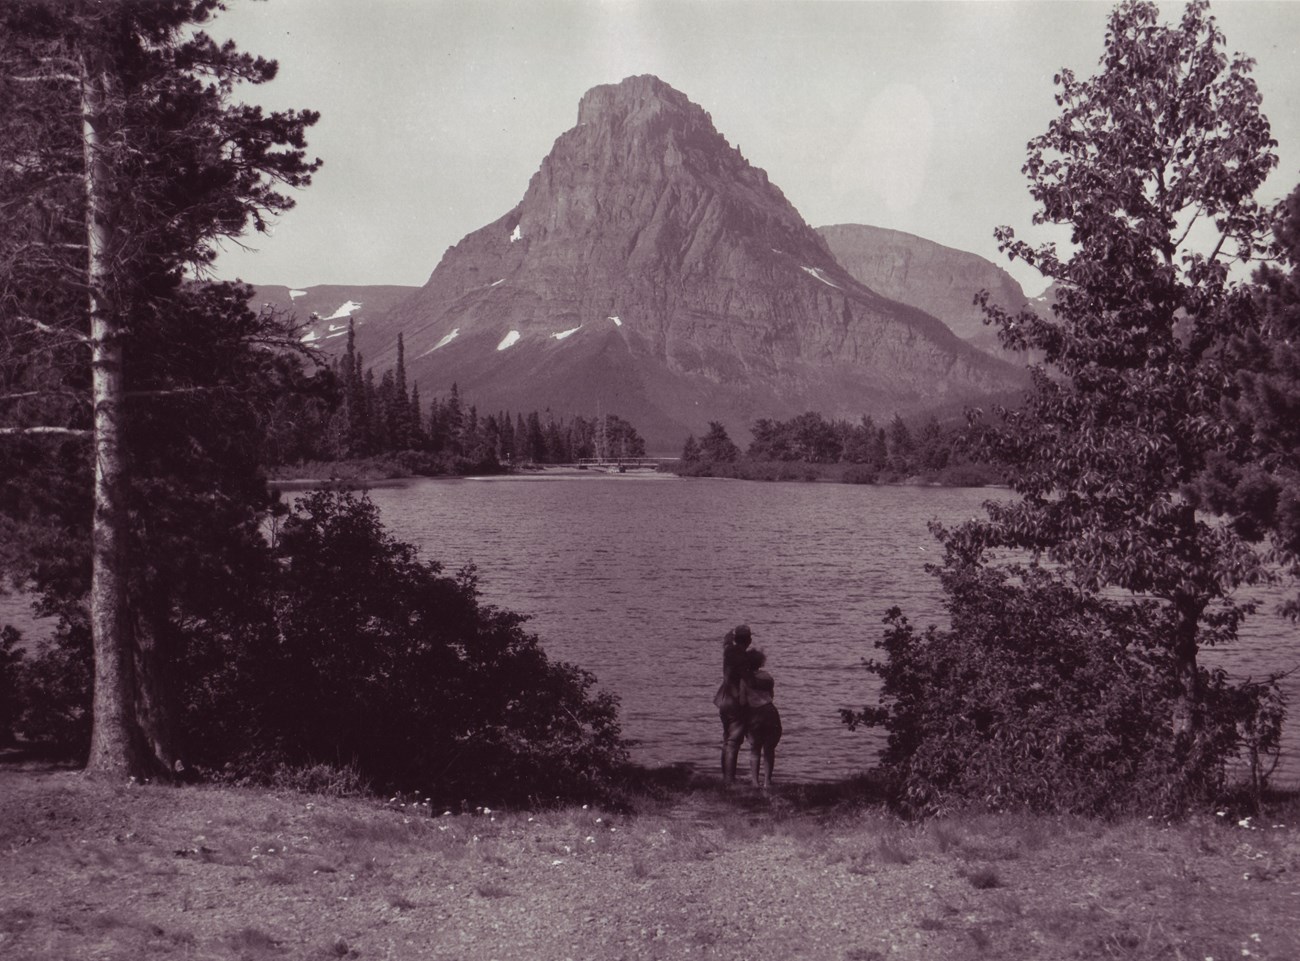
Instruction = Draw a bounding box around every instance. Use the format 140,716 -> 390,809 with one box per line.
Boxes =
368,75 -> 1027,453
247,284 -> 417,356
817,224 -> 1030,357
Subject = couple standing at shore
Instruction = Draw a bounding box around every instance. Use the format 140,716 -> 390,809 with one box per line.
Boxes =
713,624 -> 782,790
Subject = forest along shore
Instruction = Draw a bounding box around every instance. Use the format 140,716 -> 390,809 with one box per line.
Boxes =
2,767 -> 1298,961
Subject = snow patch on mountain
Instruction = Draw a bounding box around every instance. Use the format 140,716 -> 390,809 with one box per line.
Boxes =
324,300 -> 363,320
497,330 -> 521,351
419,328 -> 460,357
552,326 -> 582,340
800,266 -> 840,289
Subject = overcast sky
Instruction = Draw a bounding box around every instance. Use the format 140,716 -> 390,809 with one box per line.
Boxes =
208,0 -> 1300,297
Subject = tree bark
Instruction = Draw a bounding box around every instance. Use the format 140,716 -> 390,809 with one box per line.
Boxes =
81,54 -> 145,779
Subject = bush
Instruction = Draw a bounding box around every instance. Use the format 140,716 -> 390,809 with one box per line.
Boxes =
12,620 -> 92,757
843,543 -> 1282,818
193,489 -> 628,804
0,625 -> 23,745
13,490 -> 628,804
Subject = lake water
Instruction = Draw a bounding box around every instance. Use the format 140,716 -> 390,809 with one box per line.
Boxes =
3,473 -> 1294,785
362,473 -> 1300,786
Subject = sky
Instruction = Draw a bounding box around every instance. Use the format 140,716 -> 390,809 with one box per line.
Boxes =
207,0 -> 1300,297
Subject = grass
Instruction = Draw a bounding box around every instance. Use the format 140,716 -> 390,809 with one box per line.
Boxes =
1,766 -> 1298,961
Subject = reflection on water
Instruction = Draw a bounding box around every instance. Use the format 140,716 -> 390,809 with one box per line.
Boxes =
367,475 -> 1300,785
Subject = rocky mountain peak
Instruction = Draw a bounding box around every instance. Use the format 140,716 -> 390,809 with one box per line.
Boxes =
377,78 -> 1026,451
575,74 -> 700,130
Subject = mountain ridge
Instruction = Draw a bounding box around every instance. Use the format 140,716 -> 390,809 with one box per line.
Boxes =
366,75 -> 1025,451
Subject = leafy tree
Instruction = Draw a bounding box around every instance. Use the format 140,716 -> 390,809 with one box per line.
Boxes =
681,434 -> 701,463
748,417 -> 793,461
885,415 -> 914,474
1192,183 -> 1300,618
844,537 -> 1280,816
0,0 -> 319,778
860,0 -> 1282,806
700,421 -> 740,462
790,411 -> 842,463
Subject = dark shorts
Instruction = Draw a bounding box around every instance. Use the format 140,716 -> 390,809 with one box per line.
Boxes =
747,704 -> 782,748
719,708 -> 747,746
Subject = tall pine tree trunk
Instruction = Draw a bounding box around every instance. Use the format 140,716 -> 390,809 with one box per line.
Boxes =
81,54 -> 145,779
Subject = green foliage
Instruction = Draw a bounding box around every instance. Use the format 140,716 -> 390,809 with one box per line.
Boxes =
844,536 -> 1282,817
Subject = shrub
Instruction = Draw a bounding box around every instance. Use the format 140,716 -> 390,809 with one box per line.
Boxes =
197,489 -> 628,803
15,489 -> 628,804
12,620 -> 92,757
843,542 -> 1281,817
0,626 -> 23,745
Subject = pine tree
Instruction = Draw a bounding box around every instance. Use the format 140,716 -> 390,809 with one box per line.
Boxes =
0,0 -> 319,778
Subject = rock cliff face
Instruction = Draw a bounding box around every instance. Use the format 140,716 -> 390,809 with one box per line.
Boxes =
377,76 -> 1026,452
817,224 -> 1030,356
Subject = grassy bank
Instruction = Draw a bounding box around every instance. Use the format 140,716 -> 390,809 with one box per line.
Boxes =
2,765 -> 1297,961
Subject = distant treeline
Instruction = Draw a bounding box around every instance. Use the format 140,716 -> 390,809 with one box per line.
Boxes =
265,323 -> 646,472
677,412 -> 1000,485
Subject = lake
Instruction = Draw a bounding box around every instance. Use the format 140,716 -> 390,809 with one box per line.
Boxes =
2,472 -> 1294,785
362,473 -> 1300,786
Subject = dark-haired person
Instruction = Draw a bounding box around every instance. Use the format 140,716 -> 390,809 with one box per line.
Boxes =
713,624 -> 752,784
741,647 -> 782,792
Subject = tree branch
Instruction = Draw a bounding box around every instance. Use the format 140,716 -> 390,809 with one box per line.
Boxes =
0,426 -> 90,437
13,315 -> 90,343
12,74 -> 80,84
0,390 -> 85,404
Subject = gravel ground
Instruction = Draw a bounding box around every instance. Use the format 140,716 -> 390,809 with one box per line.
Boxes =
2,769 -> 1299,961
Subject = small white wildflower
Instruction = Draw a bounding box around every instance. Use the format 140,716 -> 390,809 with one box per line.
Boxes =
1250,934 -> 1261,943
585,836 -> 596,843
1216,811 -> 1227,817
551,859 -> 563,865
582,804 -> 589,810
1238,817 -> 1252,828
482,807 -> 492,815
596,817 -> 602,823
443,811 -> 452,817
